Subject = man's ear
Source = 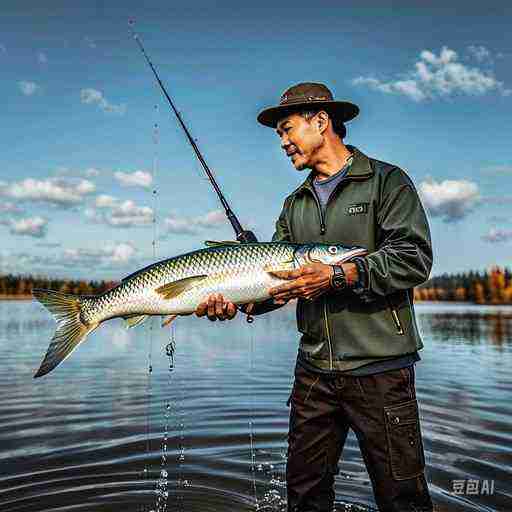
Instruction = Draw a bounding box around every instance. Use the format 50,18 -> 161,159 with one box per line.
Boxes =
316,110 -> 329,134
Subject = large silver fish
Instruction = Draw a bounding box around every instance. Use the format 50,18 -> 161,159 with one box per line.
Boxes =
32,241 -> 366,378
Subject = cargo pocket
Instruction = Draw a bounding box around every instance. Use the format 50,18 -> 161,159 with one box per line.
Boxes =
384,399 -> 425,480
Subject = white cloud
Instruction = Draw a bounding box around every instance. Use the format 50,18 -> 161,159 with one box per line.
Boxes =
0,201 -> 24,214
53,166 -> 101,179
164,216 -> 197,235
85,167 -> 100,177
9,216 -> 48,238
419,178 -> 480,222
108,200 -> 153,227
37,51 -> 48,64
1,242 -> 138,277
88,195 -> 153,227
80,88 -> 126,115
64,242 -> 136,265
481,228 -> 512,243
0,177 -> 96,207
95,194 -> 117,208
163,209 -> 226,235
352,46 -> 511,101
114,170 -> 153,188
193,209 -> 225,227
467,45 -> 491,63
0,44 -> 6,54
35,242 -> 61,248
18,81 -> 39,96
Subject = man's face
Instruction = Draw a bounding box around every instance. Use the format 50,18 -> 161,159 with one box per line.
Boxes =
275,113 -> 323,171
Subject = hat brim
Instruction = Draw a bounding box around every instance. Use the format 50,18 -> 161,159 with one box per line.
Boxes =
257,100 -> 359,128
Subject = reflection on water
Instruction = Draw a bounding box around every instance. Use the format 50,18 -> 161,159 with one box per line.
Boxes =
419,303 -> 512,345
0,301 -> 511,512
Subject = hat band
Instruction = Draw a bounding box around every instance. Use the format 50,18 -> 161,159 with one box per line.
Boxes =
279,95 -> 331,106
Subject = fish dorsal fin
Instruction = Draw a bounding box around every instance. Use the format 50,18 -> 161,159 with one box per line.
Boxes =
263,258 -> 295,273
155,275 -> 208,300
122,314 -> 149,328
204,240 -> 241,247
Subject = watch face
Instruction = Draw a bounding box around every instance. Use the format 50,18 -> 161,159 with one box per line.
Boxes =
332,266 -> 347,289
333,275 -> 346,289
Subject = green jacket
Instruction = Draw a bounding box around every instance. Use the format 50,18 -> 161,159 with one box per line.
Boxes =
269,145 -> 433,371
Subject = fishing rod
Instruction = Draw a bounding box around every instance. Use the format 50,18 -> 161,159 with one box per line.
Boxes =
129,21 -> 258,243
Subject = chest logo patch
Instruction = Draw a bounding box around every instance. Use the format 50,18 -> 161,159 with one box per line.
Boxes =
347,202 -> 369,215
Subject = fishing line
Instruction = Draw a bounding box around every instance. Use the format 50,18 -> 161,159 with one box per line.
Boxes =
145,103 -> 159,511
248,320 -> 259,510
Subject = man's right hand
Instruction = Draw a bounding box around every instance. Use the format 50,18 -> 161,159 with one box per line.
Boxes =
195,293 -> 255,321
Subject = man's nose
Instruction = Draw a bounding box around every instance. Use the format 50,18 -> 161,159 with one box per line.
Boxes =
280,136 -> 290,150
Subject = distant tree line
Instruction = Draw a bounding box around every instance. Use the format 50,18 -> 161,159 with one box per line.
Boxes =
415,266 -> 512,304
1,266 -> 512,305
0,273 -> 118,298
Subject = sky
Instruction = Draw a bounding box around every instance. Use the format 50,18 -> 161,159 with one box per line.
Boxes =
1,1 -> 511,280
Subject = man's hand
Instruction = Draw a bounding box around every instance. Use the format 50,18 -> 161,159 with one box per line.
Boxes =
268,262 -> 333,301
195,293 -> 254,321
268,261 -> 359,301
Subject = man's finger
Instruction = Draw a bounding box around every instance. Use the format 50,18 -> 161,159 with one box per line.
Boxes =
269,279 -> 306,296
268,268 -> 302,280
207,294 -> 217,321
196,301 -> 207,317
215,294 -> 226,320
226,302 -> 237,319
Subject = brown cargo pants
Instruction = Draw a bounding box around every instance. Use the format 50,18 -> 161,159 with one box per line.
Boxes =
286,360 -> 434,512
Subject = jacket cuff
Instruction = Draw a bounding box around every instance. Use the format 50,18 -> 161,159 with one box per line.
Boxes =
241,298 -> 284,316
351,256 -> 369,290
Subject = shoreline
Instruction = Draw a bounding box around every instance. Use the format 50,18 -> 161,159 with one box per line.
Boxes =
0,295 -> 34,301
1,295 -> 511,307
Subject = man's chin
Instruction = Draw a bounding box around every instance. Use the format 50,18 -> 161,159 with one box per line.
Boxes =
291,158 -> 307,171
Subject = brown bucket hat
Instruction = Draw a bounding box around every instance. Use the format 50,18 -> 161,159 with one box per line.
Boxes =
257,82 -> 359,128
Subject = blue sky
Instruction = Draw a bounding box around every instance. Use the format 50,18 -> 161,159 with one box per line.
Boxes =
1,1 -> 511,280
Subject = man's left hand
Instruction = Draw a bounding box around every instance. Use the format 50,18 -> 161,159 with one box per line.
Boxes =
268,262 -> 332,301
268,262 -> 359,301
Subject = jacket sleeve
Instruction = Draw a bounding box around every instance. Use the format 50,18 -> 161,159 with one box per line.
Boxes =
363,168 -> 433,296
271,198 -> 292,242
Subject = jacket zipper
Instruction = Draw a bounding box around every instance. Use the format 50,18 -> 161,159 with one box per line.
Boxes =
308,186 -> 326,235
386,298 -> 405,335
323,296 -> 334,370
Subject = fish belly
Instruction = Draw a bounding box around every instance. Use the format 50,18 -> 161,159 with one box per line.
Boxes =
156,268 -> 285,315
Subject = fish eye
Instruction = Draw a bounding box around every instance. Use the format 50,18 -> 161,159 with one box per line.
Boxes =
328,246 -> 338,255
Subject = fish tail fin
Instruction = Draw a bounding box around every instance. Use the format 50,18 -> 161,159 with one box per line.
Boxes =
32,288 -> 99,378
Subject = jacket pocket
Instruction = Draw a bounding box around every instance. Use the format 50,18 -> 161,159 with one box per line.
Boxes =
383,399 -> 425,480
385,297 -> 405,335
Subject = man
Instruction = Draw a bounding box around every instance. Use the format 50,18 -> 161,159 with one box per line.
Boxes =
195,82 -> 434,512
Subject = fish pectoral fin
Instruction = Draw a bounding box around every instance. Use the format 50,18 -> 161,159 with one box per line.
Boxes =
155,275 -> 208,300
122,314 -> 149,328
204,240 -> 241,247
263,259 -> 295,273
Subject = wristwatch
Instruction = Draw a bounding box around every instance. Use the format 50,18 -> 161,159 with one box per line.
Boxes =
330,265 -> 347,290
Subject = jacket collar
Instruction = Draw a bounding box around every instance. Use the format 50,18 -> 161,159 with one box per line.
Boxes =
292,145 -> 374,196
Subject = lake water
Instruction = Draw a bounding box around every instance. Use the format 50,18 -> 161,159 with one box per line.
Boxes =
0,300 -> 511,512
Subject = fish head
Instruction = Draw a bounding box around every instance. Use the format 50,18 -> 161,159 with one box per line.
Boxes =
300,243 -> 368,266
